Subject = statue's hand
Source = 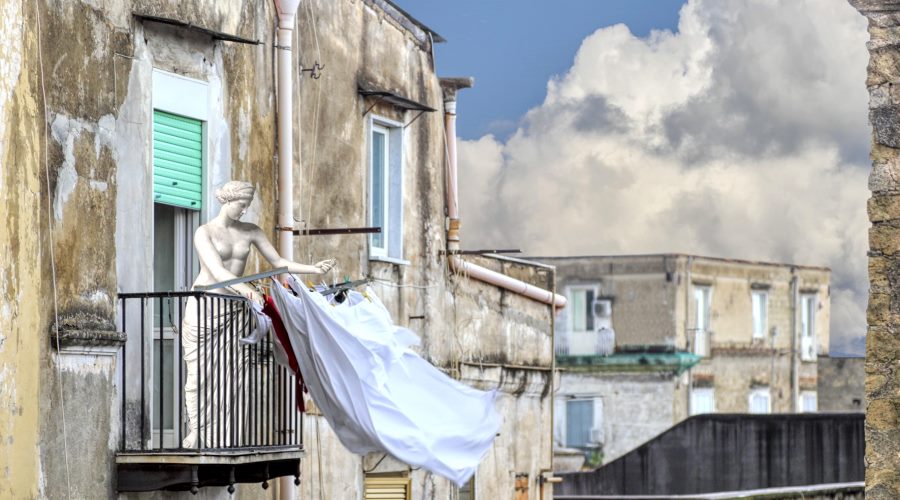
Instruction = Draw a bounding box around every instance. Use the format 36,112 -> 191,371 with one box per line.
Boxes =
314,259 -> 336,274
247,290 -> 265,307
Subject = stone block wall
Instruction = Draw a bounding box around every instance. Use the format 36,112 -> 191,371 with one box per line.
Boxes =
818,356 -> 865,412
848,1 -> 900,498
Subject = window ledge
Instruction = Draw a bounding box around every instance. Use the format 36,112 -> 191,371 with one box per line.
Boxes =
369,256 -> 411,266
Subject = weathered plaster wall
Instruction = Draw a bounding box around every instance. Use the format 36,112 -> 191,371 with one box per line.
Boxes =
818,355 -> 865,412
16,0 -> 281,497
556,371 -> 681,466
847,3 -> 900,497
2,0 -> 556,497
286,2 -> 555,498
541,255 -> 680,347
0,1 -> 44,498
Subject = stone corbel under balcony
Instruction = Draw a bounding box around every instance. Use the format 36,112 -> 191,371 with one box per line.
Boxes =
50,309 -> 126,356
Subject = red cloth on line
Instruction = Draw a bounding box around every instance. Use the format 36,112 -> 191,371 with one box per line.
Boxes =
263,295 -> 307,412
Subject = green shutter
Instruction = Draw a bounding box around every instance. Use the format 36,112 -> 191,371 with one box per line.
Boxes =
153,110 -> 202,210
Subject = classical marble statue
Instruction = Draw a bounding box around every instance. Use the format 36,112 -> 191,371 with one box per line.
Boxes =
181,180 -> 334,448
192,180 -> 335,301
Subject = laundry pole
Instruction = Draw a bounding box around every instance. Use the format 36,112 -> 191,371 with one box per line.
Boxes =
274,3 -> 300,499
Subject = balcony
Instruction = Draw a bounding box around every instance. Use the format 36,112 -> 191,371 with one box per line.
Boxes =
116,291 -> 303,494
556,328 -> 615,358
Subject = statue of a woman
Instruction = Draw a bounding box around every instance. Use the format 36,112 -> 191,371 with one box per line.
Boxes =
181,180 -> 333,448
192,180 -> 334,300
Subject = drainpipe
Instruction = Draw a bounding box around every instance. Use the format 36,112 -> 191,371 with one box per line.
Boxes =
440,77 -> 567,309
274,2 -> 300,498
790,269 -> 799,413
275,0 -> 300,264
684,256 -> 694,417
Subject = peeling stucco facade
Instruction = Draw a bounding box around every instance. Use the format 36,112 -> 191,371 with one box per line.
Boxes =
0,0 -> 556,499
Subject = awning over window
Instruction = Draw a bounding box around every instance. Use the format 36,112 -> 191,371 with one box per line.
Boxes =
358,82 -> 437,113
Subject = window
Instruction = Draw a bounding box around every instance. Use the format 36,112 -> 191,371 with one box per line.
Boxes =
690,388 -> 716,415
693,286 -> 712,356
569,287 -> 596,333
368,117 -> 404,261
364,475 -> 410,500
564,398 -> 603,449
801,294 -> 817,361
151,204 -> 199,446
801,391 -> 818,412
751,290 -> 768,340
749,388 -> 772,414
150,70 -> 207,447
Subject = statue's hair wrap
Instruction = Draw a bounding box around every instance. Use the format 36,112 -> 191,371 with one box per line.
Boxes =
215,181 -> 255,204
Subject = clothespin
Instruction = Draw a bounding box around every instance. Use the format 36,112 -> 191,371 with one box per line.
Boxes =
306,279 -> 315,291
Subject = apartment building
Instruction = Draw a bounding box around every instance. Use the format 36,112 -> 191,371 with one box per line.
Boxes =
538,254 -> 830,469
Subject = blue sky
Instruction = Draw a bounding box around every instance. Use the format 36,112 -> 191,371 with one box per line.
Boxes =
392,0 -> 687,139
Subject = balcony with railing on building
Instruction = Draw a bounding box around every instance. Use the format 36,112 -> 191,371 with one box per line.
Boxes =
116,291 -> 303,494
554,290 -> 700,372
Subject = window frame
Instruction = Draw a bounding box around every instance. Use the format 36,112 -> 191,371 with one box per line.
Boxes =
801,294 -> 817,339
567,285 -> 599,334
148,69 -> 209,447
367,115 -> 405,262
800,293 -> 818,362
369,123 -> 390,257
800,391 -> 818,412
563,397 -> 603,449
151,69 -> 209,216
751,290 -> 768,340
692,285 -> 713,356
363,475 -> 411,500
690,387 -> 716,415
748,387 -> 772,414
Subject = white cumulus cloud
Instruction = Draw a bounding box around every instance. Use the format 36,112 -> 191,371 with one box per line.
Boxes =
457,0 -> 870,355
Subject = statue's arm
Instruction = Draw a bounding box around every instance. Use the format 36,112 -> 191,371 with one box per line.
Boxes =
251,226 -> 334,275
194,226 -> 259,299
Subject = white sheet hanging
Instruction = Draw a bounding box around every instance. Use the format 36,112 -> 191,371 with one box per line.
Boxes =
268,277 -> 500,486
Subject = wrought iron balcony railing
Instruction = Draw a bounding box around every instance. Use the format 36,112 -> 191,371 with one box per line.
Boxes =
116,291 -> 303,493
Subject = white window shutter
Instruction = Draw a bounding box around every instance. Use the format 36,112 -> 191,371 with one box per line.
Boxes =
590,398 -> 604,444
553,398 -> 567,446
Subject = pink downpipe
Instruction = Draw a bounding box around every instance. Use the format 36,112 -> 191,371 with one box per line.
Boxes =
449,256 -> 567,307
443,99 -> 566,309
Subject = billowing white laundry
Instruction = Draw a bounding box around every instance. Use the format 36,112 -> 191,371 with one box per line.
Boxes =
268,277 -> 501,486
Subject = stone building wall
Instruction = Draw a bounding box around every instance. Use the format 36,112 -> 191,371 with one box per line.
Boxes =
0,0 -> 556,498
540,255 -> 830,416
818,356 -> 865,412
847,3 -> 900,497
555,371 -> 683,466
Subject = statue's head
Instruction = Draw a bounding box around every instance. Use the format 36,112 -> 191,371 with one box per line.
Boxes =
216,181 -> 255,221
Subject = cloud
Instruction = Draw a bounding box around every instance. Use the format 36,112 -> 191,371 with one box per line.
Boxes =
457,0 -> 870,354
